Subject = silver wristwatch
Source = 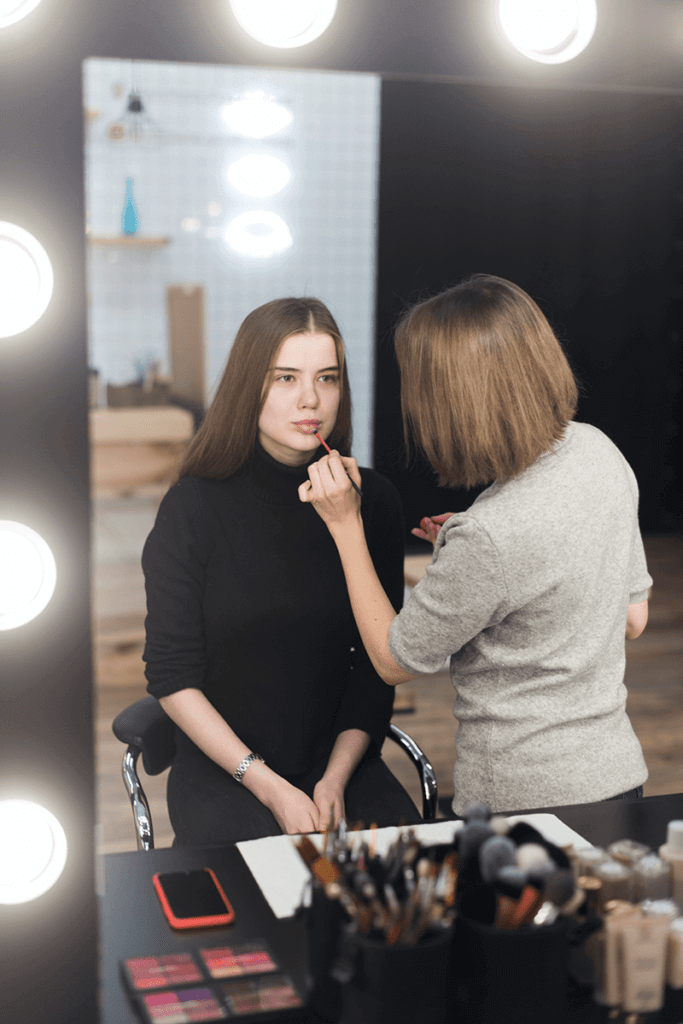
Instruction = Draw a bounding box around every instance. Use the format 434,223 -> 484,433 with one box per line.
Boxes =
233,751 -> 265,784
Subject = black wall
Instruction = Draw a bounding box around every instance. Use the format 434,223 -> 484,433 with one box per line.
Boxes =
376,79 -> 683,545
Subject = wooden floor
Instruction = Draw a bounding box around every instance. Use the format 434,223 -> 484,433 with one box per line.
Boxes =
95,534 -> 683,855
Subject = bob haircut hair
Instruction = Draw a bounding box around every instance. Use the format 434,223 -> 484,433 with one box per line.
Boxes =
394,274 -> 579,490
178,296 -> 352,481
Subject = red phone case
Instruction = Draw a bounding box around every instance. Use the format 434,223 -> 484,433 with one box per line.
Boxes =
153,868 -> 235,930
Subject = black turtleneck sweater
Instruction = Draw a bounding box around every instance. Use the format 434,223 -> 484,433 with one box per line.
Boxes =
142,442 -> 405,776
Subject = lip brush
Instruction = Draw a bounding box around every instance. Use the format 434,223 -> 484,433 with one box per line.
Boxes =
314,432 -> 363,498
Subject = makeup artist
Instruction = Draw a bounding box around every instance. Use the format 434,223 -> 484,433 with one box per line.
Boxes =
142,297 -> 421,846
301,274 -> 652,816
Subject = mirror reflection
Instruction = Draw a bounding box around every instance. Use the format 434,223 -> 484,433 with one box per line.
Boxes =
84,57 -> 382,853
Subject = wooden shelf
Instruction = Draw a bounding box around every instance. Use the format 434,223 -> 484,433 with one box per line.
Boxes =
87,235 -> 171,248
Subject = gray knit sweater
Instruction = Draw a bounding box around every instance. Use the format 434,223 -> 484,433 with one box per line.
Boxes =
389,421 -> 651,814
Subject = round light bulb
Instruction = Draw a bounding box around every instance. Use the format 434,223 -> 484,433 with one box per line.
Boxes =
0,0 -> 43,29
0,222 -> 54,338
0,521 -> 57,629
222,92 -> 293,139
226,154 -> 291,198
228,0 -> 337,48
499,0 -> 597,64
0,801 -> 67,904
224,211 -> 293,258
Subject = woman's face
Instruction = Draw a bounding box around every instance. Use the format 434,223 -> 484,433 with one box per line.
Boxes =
258,331 -> 341,466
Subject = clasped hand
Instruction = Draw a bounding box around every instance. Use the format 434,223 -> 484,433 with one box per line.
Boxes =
267,776 -> 345,835
298,450 -> 361,528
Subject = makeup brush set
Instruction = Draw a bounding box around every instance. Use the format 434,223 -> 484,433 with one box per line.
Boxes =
299,800 -> 683,1024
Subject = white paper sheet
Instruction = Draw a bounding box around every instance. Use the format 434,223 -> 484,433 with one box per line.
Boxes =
236,814 -> 591,920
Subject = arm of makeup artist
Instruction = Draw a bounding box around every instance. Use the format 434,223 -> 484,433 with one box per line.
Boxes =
299,451 -> 418,686
298,451 -> 650,682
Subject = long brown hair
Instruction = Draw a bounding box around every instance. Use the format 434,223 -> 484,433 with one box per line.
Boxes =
178,297 -> 352,480
394,274 -> 579,489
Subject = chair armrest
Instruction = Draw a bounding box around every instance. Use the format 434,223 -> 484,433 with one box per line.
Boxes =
112,695 -> 176,776
387,723 -> 438,820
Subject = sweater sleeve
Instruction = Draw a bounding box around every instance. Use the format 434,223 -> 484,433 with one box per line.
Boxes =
388,514 -> 509,675
331,471 -> 404,754
142,478 -> 211,698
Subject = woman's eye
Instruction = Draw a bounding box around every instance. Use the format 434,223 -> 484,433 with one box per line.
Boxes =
276,374 -> 294,383
319,375 -> 339,384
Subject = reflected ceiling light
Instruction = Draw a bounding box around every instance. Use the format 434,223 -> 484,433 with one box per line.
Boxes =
499,0 -> 597,64
0,222 -> 54,339
181,217 -> 202,233
227,155 -> 291,198
224,211 -> 293,258
0,521 -> 57,630
0,0 -> 43,29
222,92 -> 293,139
228,0 -> 337,48
0,801 -> 67,904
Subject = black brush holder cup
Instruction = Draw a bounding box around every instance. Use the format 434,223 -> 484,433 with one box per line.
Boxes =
339,927 -> 454,1024
306,885 -> 347,1022
453,915 -> 570,1024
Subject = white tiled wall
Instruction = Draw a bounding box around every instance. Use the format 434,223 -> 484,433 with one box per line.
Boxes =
83,58 -> 380,466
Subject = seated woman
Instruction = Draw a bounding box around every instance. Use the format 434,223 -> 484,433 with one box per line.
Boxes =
300,274 -> 652,816
142,296 -> 422,846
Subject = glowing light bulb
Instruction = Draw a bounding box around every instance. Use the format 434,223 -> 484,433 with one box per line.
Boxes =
226,154 -> 291,198
0,0 -> 43,29
229,0 -> 337,48
499,0 -> 597,64
0,801 -> 67,904
0,222 -> 54,339
222,92 -> 293,139
224,211 -> 293,258
0,521 -> 57,629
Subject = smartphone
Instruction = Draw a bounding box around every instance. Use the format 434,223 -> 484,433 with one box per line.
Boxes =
153,868 -> 235,930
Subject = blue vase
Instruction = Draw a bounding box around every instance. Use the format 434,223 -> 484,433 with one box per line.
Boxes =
122,176 -> 139,235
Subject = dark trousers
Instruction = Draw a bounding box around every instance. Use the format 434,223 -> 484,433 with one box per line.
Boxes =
167,746 -> 423,847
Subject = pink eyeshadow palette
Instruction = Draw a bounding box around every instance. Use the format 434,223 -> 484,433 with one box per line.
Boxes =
219,973 -> 304,1015
199,942 -> 279,979
139,987 -> 229,1023
123,953 -> 203,991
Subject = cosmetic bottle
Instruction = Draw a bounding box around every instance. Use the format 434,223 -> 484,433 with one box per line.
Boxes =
574,846 -> 608,878
593,858 -> 633,909
632,855 -> 672,902
659,821 -> 683,907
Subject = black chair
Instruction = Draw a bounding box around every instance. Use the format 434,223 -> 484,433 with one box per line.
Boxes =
112,696 -> 439,851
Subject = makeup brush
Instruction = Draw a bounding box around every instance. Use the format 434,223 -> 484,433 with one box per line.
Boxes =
314,432 -> 363,497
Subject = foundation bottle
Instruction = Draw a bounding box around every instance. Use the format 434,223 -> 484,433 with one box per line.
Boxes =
659,821 -> 683,908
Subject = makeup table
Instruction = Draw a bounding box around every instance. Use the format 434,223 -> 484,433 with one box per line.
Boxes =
99,792 -> 683,1024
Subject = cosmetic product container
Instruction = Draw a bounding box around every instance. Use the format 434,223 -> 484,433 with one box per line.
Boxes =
594,858 -> 633,909
633,855 -> 672,902
641,899 -> 680,921
574,846 -> 608,878
660,821 -> 683,908
607,838 -> 651,867
619,911 -> 669,1014
666,917 -> 683,988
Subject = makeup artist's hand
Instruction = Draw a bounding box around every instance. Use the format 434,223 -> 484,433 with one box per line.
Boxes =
298,451 -> 361,529
312,777 -> 346,832
410,513 -> 455,545
264,779 -> 321,836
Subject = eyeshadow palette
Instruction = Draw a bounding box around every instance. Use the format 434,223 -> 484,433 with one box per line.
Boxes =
200,942 -> 279,979
138,987 -> 229,1023
123,953 -> 204,991
219,973 -> 304,1016
122,942 -> 304,1021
